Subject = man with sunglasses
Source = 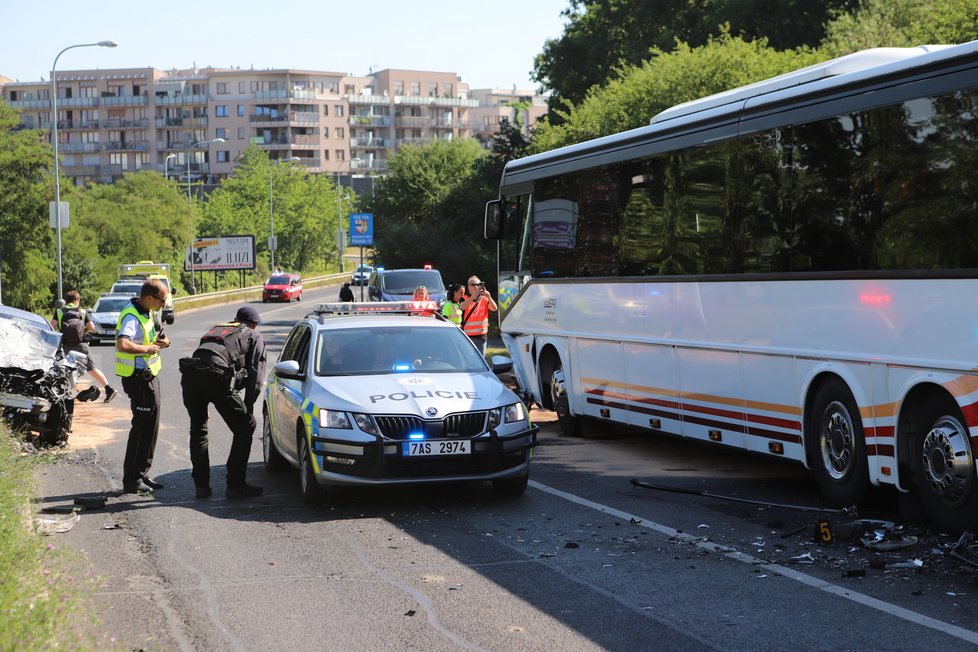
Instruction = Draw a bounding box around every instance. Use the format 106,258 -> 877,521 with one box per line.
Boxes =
115,279 -> 170,494
459,275 -> 497,355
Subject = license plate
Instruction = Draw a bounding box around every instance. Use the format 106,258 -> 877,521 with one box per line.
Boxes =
402,440 -> 470,456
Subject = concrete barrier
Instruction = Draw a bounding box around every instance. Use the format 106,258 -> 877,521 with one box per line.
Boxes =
172,272 -> 349,315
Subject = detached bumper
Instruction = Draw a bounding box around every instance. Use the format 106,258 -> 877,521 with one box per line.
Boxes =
311,424 -> 540,486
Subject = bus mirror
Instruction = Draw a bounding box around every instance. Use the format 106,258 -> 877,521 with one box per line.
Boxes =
484,200 -> 503,240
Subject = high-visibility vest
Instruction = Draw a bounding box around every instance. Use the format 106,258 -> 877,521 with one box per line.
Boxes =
462,297 -> 489,337
54,303 -> 86,329
442,301 -> 462,325
114,304 -> 161,377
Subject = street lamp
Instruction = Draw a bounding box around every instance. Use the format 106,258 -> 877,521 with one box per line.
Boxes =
164,153 -> 176,181
335,157 -> 362,275
51,40 -> 117,302
269,156 -> 300,274
185,137 -> 225,294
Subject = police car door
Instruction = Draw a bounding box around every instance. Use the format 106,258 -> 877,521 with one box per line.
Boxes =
272,324 -> 311,461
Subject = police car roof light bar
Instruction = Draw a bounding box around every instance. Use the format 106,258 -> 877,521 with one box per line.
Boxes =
311,301 -> 440,321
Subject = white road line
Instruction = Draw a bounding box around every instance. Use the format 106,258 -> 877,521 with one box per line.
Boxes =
529,480 -> 978,645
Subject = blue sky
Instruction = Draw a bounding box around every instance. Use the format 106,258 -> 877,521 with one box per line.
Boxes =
0,0 -> 570,91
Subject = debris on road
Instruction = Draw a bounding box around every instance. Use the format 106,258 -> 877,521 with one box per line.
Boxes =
36,511 -> 79,535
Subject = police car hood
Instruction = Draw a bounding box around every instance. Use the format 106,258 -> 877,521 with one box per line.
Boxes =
314,371 -> 516,414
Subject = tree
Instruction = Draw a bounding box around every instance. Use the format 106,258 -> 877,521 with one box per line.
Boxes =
532,0 -> 851,115
365,140 -> 492,286
0,101 -> 56,312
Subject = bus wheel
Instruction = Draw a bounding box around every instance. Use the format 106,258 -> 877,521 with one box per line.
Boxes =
809,379 -> 868,506
551,366 -> 581,437
912,397 -> 978,533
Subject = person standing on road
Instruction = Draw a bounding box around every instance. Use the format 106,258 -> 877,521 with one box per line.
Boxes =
179,305 -> 267,499
115,279 -> 170,494
339,282 -> 355,302
441,283 -> 464,326
460,276 -> 497,355
53,290 -> 117,403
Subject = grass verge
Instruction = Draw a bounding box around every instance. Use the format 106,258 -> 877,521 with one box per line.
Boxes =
0,429 -> 100,649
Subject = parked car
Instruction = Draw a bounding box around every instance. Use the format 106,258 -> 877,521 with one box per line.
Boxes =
109,281 -> 163,329
263,273 -> 303,302
89,294 -> 134,344
262,301 -> 538,504
0,305 -> 85,446
367,268 -> 446,303
351,265 -> 374,286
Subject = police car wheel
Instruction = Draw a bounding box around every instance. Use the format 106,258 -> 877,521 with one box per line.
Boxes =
263,413 -> 288,473
299,433 -> 326,504
492,470 -> 529,497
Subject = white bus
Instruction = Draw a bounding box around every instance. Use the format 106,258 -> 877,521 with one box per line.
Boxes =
484,40 -> 978,532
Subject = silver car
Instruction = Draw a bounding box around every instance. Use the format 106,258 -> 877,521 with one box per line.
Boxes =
89,294 -> 133,344
262,302 -> 538,503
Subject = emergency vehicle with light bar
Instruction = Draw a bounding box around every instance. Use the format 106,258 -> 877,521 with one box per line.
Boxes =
117,261 -> 175,324
262,301 -> 538,504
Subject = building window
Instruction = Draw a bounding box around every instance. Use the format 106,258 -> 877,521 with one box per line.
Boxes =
323,150 -> 329,161
238,127 -> 245,139
239,81 -> 247,93
80,86 -> 97,98
237,104 -> 245,117
323,127 -> 329,138
215,105 -> 229,117
336,150 -> 345,162
443,83 -> 452,96
394,80 -> 404,95
327,81 -> 339,94
344,84 -> 355,95
409,81 -> 420,95
216,82 -> 228,94
250,81 -> 259,92
336,127 -> 344,139
216,128 -> 227,139
428,82 -> 438,97
217,150 -> 230,162
335,105 -> 344,117
323,105 -> 329,116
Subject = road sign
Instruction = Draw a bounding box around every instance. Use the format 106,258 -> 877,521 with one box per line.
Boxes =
49,201 -> 70,228
349,213 -> 373,246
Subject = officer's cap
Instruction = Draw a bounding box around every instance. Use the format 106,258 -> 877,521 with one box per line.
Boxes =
235,305 -> 262,324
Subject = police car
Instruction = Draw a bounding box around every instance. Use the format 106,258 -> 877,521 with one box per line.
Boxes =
262,302 -> 538,503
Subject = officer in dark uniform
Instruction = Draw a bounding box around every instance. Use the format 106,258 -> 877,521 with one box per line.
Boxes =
180,305 -> 266,499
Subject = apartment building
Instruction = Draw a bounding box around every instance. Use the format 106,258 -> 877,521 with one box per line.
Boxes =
468,88 -> 548,145
1,65 -> 483,188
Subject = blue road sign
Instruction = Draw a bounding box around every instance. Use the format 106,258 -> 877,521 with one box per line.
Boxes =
349,213 -> 374,246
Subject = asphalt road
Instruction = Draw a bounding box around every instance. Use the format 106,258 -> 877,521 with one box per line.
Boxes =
35,284 -> 978,651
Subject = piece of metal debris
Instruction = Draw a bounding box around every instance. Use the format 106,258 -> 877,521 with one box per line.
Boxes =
886,559 -> 923,570
36,512 -> 80,535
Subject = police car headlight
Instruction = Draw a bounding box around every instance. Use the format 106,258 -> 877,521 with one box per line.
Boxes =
320,409 -> 352,429
504,402 -> 527,425
353,413 -> 379,435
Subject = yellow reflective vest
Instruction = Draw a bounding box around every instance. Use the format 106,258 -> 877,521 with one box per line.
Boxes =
114,304 -> 161,377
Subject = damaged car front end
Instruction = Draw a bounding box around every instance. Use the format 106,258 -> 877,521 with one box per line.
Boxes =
0,305 -> 85,446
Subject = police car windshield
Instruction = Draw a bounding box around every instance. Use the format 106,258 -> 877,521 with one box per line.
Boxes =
94,297 -> 131,312
111,283 -> 142,295
315,326 -> 487,376
380,271 -> 444,295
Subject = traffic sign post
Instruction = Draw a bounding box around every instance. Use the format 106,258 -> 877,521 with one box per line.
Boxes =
349,213 -> 374,300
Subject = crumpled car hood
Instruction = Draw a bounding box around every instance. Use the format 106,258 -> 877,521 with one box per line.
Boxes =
0,318 -> 62,372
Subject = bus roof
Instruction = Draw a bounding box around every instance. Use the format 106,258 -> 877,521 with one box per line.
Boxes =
501,39 -> 978,188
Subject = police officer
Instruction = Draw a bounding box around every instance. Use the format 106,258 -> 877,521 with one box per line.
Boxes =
180,305 -> 266,499
115,279 -> 170,494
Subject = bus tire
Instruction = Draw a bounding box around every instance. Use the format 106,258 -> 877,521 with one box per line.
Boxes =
911,396 -> 978,533
551,365 -> 582,437
299,430 -> 326,505
808,379 -> 868,507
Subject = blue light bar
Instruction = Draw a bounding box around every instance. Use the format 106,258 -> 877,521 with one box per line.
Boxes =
392,363 -> 412,372
408,433 -> 425,440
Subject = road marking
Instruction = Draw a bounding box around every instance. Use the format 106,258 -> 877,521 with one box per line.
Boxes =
529,480 -> 978,645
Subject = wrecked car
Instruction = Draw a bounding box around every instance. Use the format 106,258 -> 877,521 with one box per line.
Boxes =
0,305 -> 85,446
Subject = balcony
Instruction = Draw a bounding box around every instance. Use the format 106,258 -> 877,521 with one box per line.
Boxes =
8,99 -> 50,110
395,96 -> 478,108
103,117 -> 150,129
347,94 -> 390,105
103,140 -> 150,152
292,135 -> 319,147
349,115 -> 391,127
298,158 -> 322,171
59,142 -> 102,153
249,113 -> 288,124
101,95 -> 148,107
56,97 -> 99,108
354,160 -> 388,172
395,137 -> 429,147
155,94 -> 209,106
430,118 -> 455,129
350,137 -> 391,149
58,120 -> 100,130
394,116 -> 429,128
288,111 -> 319,125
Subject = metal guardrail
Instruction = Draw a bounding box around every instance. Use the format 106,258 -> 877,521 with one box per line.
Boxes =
172,272 -> 349,313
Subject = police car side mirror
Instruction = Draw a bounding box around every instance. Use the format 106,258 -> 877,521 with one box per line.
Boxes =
273,360 -> 304,380
490,355 -> 513,376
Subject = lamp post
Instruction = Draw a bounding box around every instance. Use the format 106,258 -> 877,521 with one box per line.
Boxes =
269,156 -> 300,274
335,157 -> 362,275
164,153 -> 176,181
185,137 -> 225,294
51,40 -> 117,302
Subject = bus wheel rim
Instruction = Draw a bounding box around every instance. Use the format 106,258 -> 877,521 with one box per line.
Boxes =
921,416 -> 973,506
820,401 -> 853,480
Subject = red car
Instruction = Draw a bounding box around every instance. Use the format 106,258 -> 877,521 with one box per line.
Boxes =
262,273 -> 303,302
